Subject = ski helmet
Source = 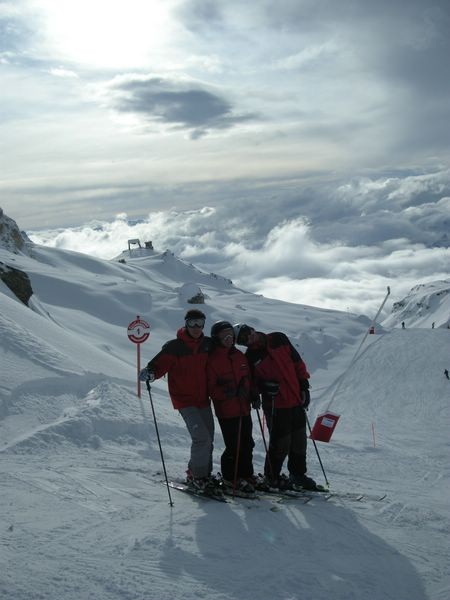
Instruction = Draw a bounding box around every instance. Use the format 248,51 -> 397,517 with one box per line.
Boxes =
211,320 -> 234,341
233,323 -> 253,345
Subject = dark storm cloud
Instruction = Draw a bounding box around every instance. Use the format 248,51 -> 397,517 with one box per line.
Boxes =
110,76 -> 257,136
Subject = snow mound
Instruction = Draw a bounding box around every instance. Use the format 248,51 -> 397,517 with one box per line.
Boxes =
177,281 -> 206,304
2,381 -> 150,453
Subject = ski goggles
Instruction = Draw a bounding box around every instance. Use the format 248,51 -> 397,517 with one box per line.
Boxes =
186,318 -> 205,328
218,330 -> 234,341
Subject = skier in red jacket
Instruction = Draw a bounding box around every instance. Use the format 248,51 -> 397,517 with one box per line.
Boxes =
140,309 -> 215,493
233,323 -> 318,491
207,321 -> 256,496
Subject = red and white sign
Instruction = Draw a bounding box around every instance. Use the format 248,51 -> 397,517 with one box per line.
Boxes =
309,411 -> 341,443
127,316 -> 151,398
127,317 -> 150,344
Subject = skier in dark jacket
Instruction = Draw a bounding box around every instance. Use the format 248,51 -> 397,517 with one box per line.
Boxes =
233,323 -> 318,491
207,321 -> 256,496
140,309 -> 215,493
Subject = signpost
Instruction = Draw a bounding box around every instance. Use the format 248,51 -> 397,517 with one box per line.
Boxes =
127,315 -> 150,397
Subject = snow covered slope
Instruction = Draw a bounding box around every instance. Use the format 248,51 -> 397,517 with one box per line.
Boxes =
0,229 -> 374,390
383,279 -> 450,329
1,211 -> 449,600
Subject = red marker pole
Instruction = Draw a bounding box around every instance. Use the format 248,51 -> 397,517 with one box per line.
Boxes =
137,342 -> 141,398
127,315 -> 150,397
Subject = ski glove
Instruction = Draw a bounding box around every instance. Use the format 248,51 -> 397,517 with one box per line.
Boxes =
139,367 -> 156,382
262,380 -> 280,397
236,377 -> 249,403
300,379 -> 310,409
251,394 -> 261,410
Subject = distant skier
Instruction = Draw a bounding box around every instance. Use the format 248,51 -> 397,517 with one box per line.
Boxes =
445,369 -> 449,380
432,322 -> 435,329
401,321 -> 405,329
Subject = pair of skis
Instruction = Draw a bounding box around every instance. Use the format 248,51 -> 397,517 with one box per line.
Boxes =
167,480 -> 228,502
263,486 -> 387,503
167,480 -> 267,503
167,480 -> 386,504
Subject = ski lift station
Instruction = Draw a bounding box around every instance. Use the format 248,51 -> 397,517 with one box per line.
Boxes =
127,239 -> 153,252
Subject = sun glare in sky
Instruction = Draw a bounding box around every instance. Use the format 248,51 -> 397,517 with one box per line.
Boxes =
34,0 -> 179,69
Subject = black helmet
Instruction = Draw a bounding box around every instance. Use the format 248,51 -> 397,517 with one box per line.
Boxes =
233,323 -> 253,345
211,320 -> 234,341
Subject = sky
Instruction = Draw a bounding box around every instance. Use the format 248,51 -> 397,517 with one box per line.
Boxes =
1,237 -> 449,600
1,0 -> 450,315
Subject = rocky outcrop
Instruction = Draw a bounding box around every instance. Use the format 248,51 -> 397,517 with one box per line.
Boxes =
0,207 -> 30,254
0,262 -> 33,305
0,209 -> 34,304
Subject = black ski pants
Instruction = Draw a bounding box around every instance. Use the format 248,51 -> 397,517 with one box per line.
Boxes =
218,415 -> 254,482
263,404 -> 307,481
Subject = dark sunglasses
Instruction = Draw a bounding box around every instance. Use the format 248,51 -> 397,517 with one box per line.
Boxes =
186,318 -> 205,328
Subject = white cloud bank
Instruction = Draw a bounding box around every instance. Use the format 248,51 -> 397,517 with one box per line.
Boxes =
27,170 -> 450,318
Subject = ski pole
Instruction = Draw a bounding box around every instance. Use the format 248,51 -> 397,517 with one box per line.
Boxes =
255,406 -> 275,481
232,414 -> 243,497
232,378 -> 247,495
304,408 -> 330,488
146,380 -> 174,507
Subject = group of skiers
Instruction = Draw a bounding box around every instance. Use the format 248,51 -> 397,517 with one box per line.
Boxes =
139,308 -> 318,497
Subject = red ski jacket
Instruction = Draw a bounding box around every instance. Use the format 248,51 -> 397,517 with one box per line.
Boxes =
245,332 -> 310,409
207,345 -> 251,419
147,328 -> 212,410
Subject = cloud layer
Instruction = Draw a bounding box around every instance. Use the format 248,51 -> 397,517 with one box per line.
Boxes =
27,170 -> 450,318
